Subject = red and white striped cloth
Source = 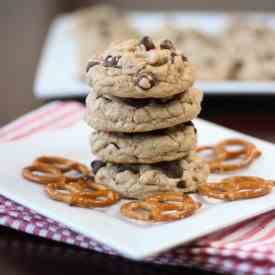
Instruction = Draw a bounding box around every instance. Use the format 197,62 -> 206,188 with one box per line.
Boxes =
1,101 -> 275,275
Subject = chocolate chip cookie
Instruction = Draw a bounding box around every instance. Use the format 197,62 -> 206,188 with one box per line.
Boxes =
86,37 -> 195,98
85,87 -> 202,133
91,153 -> 209,199
90,122 -> 197,164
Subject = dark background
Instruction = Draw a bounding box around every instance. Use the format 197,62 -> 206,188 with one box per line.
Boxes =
1,0 -> 275,126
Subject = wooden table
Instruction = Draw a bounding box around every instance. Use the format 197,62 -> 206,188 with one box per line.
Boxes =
0,94 -> 275,275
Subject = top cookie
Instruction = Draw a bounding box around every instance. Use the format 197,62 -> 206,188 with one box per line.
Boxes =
86,36 -> 196,98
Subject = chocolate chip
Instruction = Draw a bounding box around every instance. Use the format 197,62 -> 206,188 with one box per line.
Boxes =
82,175 -> 95,181
103,55 -> 121,68
171,52 -> 177,64
120,98 -> 150,108
117,164 -> 139,174
154,160 -> 183,178
185,121 -> 194,127
227,60 -> 243,80
86,61 -> 100,72
104,97 -> 112,102
91,160 -> 106,174
110,142 -> 120,149
135,72 -> 156,90
184,121 -> 197,134
139,36 -> 156,51
176,181 -> 186,188
181,54 -> 188,62
160,39 -> 175,50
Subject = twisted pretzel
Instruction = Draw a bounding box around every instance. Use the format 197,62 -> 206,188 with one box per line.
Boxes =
198,176 -> 273,201
47,179 -> 119,208
120,201 -> 160,221
23,156 -> 91,185
22,163 -> 65,185
35,156 -> 91,181
34,156 -> 75,172
195,145 -> 225,162
145,192 -> 200,208
145,193 -> 201,221
215,139 -> 250,159
196,139 -> 261,173
121,193 -> 200,222
63,162 -> 91,182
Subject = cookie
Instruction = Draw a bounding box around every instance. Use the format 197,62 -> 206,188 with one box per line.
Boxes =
86,37 -> 195,98
153,25 -> 232,81
222,20 -> 275,80
85,87 -> 202,133
91,153 -> 209,199
90,122 -> 197,164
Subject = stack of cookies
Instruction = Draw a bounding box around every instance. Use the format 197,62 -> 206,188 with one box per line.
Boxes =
85,36 -> 209,199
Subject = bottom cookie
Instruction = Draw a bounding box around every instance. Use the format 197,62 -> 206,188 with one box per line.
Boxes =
91,152 -> 209,199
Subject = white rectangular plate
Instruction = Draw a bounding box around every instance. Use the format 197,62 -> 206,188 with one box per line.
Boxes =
34,12 -> 275,99
0,119 -> 275,259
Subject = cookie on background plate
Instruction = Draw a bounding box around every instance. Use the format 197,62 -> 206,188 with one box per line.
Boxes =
85,87 -> 202,133
153,25 -> 233,81
86,37 -> 196,98
91,153 -> 209,199
90,122 -> 197,164
71,4 -> 139,79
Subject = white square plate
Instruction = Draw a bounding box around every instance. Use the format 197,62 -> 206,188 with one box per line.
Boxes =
34,12 -> 275,99
0,119 -> 275,260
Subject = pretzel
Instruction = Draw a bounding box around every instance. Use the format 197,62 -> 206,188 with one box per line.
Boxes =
196,139 -> 261,173
198,176 -> 273,201
22,163 -> 65,185
46,179 -> 119,208
65,179 -> 107,193
120,201 -> 160,221
215,139 -> 251,159
145,192 -> 200,208
121,193 -> 200,222
210,141 -> 261,173
24,156 -> 91,185
145,193 -> 201,221
63,162 -> 91,182
195,145 -> 226,171
195,145 -> 225,162
35,156 -> 91,181
34,156 -> 75,172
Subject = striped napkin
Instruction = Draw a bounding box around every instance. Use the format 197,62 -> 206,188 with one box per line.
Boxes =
1,101 -> 275,275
